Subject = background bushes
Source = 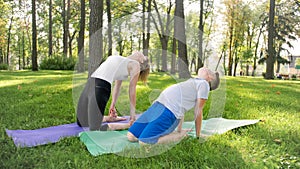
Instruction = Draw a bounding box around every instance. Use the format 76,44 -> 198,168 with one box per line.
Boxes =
40,55 -> 76,70
0,63 -> 8,70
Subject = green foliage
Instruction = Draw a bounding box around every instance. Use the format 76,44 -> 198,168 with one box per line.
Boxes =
0,71 -> 299,168
40,55 -> 76,70
0,63 -> 8,70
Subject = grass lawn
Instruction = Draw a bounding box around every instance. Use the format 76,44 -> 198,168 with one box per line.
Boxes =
0,70 -> 299,169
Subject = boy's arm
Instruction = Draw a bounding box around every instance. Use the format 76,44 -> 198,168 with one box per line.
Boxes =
177,117 -> 184,132
194,98 -> 207,138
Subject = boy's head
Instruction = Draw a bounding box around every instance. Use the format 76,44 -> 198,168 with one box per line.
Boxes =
197,67 -> 220,91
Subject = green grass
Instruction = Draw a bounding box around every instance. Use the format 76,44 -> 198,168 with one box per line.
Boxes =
0,70 -> 299,169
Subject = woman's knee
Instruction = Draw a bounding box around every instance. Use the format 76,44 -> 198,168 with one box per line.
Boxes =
127,132 -> 138,142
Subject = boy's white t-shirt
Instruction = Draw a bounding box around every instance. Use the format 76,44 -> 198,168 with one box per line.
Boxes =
91,55 -> 135,84
155,78 -> 210,119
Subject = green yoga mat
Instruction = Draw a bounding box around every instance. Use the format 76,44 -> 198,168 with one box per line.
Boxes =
79,118 -> 259,156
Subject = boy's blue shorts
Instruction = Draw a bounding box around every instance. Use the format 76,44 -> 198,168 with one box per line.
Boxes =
128,102 -> 180,144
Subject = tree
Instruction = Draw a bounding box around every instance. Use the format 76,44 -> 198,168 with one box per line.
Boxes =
77,0 -> 85,72
223,0 -> 253,76
223,0 -> 236,76
88,0 -> 103,77
62,0 -> 68,57
110,1 -> 140,56
252,12 -> 267,76
197,0 -> 214,71
32,0 -> 38,71
0,0 -> 8,64
6,11 -> 13,66
198,0 -> 204,69
48,0 -> 53,57
152,0 -> 173,72
265,0 -> 275,79
106,0 -> 112,56
174,0 -> 190,78
142,0 -> 152,57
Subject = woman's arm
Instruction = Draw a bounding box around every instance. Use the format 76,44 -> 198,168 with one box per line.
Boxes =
128,61 -> 140,122
195,98 -> 207,138
109,80 -> 123,116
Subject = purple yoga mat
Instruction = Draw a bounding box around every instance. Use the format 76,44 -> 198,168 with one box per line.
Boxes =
6,116 -> 131,148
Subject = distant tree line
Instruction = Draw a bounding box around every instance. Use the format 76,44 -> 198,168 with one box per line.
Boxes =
0,0 -> 299,79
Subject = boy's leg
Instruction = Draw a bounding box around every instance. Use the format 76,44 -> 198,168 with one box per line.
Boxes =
127,132 -> 139,142
156,130 -> 189,144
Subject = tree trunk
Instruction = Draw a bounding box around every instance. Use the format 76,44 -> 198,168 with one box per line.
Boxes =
69,31 -> 77,58
175,0 -> 190,78
252,23 -> 264,76
142,0 -> 146,55
161,36 -> 168,72
77,0 -> 85,72
233,48 -> 238,76
106,0 -> 112,56
18,36 -> 21,70
22,31 -> 25,68
171,37 -> 176,74
48,0 -> 53,57
117,24 -> 124,56
265,0 -> 275,79
216,44 -> 225,71
198,0 -> 204,70
32,0 -> 38,71
0,48 -> 3,64
145,0 -> 152,57
223,49 -> 227,75
67,0 -> 71,57
62,0 -> 68,57
152,0 -> 171,72
6,15 -> 13,65
130,35 -> 133,53
89,0 -> 103,77
228,17 -> 234,76
276,61 -> 280,73
142,0 -> 152,56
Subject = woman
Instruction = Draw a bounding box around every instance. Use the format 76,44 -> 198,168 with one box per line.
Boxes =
76,51 -> 150,131
127,67 -> 220,144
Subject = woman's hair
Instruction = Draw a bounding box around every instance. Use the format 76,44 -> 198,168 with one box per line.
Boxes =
139,57 -> 150,84
129,51 -> 150,84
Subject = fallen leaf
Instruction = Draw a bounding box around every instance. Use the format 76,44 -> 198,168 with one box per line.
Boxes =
260,119 -> 266,122
274,139 -> 282,144
276,91 -> 281,95
17,85 -> 22,90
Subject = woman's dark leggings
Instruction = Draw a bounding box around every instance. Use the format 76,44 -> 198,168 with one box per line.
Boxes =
76,78 -> 111,131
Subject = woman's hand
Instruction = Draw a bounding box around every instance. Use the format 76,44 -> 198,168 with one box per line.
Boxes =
109,107 -> 118,118
129,116 -> 136,126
